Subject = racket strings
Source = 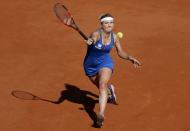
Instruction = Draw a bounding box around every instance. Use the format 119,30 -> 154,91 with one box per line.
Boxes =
53,3 -> 87,39
54,4 -> 72,25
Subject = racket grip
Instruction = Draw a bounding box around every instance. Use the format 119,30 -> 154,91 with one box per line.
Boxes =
77,29 -> 88,40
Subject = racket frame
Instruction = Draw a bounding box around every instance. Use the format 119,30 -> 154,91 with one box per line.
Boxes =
54,3 -> 88,40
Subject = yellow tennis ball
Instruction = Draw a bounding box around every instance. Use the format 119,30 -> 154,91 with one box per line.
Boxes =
117,32 -> 123,38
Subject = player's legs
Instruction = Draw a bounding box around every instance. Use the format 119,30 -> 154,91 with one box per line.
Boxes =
88,68 -> 112,127
98,67 -> 112,116
88,75 -> 112,97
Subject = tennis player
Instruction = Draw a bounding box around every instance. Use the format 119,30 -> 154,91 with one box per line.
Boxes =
83,13 -> 141,127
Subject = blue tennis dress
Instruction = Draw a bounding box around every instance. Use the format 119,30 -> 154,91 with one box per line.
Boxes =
83,31 -> 114,77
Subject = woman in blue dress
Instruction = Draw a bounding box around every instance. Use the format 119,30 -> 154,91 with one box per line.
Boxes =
84,13 -> 141,127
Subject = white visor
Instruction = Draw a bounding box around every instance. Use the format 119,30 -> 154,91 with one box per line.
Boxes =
100,17 -> 114,23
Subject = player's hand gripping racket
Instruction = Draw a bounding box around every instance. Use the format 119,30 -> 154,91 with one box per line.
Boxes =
54,3 -> 88,40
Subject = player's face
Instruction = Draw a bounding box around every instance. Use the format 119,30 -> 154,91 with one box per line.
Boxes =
101,21 -> 114,32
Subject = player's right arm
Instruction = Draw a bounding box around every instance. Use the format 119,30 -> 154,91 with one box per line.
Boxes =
85,30 -> 100,45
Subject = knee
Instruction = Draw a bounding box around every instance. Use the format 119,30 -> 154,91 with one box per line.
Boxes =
99,82 -> 108,91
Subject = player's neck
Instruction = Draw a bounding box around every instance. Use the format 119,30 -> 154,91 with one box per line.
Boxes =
102,31 -> 111,38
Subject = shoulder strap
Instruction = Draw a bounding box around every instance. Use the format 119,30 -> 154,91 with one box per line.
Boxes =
110,32 -> 114,45
99,30 -> 102,40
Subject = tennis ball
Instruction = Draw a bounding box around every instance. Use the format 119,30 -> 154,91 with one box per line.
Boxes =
117,32 -> 123,38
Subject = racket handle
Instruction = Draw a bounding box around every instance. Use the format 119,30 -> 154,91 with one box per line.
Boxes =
77,29 -> 88,40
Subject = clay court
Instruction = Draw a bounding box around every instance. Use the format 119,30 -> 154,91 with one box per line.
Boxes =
1,0 -> 190,130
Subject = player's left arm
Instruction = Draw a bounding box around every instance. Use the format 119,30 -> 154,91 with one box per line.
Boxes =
114,34 -> 141,68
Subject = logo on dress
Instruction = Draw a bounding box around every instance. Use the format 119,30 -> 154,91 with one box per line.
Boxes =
95,44 -> 102,50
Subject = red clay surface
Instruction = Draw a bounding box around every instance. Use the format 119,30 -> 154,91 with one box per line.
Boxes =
1,0 -> 190,131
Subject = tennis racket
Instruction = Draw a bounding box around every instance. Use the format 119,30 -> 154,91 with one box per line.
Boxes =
11,90 -> 53,103
54,3 -> 88,40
